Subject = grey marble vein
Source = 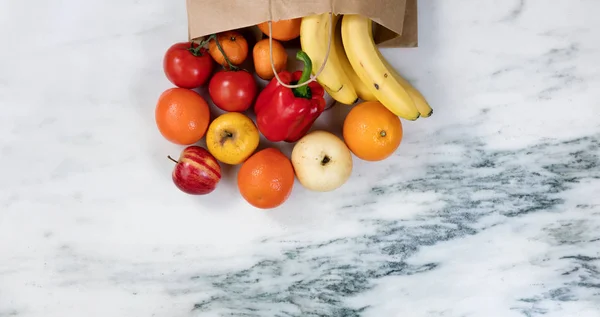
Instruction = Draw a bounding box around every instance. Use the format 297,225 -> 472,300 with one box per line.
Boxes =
184,134 -> 600,316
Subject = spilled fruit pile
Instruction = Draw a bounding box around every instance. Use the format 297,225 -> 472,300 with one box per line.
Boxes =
155,13 -> 432,209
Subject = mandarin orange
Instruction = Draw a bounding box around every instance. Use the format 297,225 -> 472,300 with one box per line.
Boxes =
237,148 -> 295,209
208,31 -> 248,67
155,88 -> 210,145
253,38 -> 288,80
342,101 -> 403,161
257,18 -> 302,41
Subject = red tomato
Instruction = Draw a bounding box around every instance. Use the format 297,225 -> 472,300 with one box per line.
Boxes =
208,70 -> 257,112
163,42 -> 215,89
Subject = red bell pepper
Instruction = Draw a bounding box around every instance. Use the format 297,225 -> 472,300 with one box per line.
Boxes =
254,51 -> 326,143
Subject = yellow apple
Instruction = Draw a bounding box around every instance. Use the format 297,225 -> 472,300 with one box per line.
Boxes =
206,112 -> 259,165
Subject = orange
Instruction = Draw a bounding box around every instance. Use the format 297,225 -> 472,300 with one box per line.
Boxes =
208,31 -> 248,67
342,101 -> 403,161
257,18 -> 302,41
237,148 -> 295,209
155,88 -> 210,145
253,38 -> 288,80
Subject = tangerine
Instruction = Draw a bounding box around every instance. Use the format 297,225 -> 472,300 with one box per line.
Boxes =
342,101 -> 403,161
253,38 -> 288,80
155,88 -> 210,145
257,18 -> 302,41
237,148 -> 295,209
208,31 -> 248,67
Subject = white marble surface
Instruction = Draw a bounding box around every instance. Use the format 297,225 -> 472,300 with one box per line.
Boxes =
1,0 -> 599,316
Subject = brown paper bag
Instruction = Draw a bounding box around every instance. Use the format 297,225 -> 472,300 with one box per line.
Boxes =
186,0 -> 418,48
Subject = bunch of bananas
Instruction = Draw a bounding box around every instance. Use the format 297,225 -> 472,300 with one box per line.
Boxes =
300,13 -> 432,120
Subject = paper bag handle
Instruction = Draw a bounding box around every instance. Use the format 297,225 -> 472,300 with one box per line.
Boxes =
267,12 -> 333,89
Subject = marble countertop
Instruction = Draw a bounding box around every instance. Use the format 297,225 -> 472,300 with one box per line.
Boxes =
1,0 -> 599,316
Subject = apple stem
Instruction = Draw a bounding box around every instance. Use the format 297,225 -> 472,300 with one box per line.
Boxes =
167,156 -> 179,164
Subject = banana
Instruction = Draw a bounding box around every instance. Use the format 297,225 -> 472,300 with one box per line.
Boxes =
300,13 -> 359,105
380,52 -> 433,117
341,14 -> 420,120
333,15 -> 377,102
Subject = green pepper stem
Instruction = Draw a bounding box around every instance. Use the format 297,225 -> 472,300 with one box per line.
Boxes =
292,51 -> 313,98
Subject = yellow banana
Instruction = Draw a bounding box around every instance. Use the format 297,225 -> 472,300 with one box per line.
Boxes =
379,52 -> 433,117
341,14 -> 420,120
333,16 -> 377,102
300,13 -> 359,105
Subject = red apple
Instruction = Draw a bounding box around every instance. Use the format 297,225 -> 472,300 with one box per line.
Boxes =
168,146 -> 221,195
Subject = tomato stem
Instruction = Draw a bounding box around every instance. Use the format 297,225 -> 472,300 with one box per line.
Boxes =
187,41 -> 204,57
208,34 -> 239,71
